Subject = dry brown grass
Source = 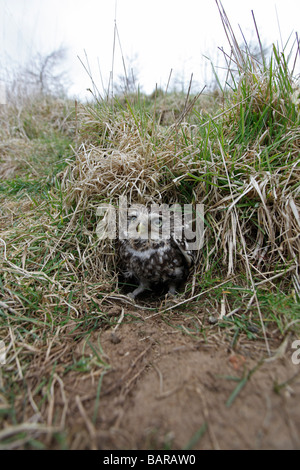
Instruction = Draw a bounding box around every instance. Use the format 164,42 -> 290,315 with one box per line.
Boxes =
0,5 -> 299,448
61,97 -> 299,298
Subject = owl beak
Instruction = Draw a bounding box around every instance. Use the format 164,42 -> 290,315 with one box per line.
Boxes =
137,222 -> 147,235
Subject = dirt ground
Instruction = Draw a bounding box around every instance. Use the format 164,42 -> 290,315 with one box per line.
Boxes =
32,302 -> 300,451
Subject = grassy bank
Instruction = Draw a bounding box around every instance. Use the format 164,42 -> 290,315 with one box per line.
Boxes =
0,8 -> 299,448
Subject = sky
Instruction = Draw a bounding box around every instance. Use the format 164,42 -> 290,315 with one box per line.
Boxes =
1,0 -> 300,99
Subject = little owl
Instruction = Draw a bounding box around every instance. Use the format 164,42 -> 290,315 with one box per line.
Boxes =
117,204 -> 194,299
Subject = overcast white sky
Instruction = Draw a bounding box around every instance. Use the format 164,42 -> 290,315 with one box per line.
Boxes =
1,0 -> 300,98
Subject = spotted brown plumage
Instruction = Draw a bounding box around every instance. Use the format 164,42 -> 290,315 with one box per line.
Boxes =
117,206 -> 194,299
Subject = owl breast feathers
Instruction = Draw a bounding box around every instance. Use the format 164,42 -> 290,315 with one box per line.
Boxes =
117,206 -> 194,299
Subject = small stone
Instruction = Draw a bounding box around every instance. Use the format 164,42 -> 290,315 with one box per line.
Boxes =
110,332 -> 121,344
208,315 -> 218,325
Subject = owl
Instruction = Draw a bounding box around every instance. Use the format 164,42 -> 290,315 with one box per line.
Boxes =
117,204 -> 194,299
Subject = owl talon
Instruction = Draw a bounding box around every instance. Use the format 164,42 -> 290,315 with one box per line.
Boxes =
162,294 -> 178,308
167,284 -> 177,297
127,292 -> 136,301
166,292 -> 176,299
161,289 -> 179,307
127,283 -> 148,300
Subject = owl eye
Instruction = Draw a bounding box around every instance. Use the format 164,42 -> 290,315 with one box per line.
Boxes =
153,217 -> 163,227
128,214 -> 138,222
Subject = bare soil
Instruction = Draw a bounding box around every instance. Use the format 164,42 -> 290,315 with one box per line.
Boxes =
32,304 -> 300,450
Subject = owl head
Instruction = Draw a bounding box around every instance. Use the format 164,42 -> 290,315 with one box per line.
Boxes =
121,204 -> 185,242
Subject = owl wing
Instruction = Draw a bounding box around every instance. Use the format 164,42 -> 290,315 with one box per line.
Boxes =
170,237 -> 195,268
